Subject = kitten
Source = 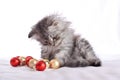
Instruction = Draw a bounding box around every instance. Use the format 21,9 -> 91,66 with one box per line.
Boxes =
28,14 -> 101,67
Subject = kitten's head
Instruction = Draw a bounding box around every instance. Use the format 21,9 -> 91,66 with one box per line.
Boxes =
28,14 -> 71,45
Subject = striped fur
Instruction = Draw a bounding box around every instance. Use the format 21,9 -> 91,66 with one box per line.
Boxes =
28,14 -> 101,67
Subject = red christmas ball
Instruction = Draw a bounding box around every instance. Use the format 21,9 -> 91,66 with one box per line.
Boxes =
35,60 -> 46,71
25,56 -> 33,66
10,57 -> 20,67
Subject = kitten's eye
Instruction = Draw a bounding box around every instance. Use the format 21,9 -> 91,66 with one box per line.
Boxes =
53,22 -> 58,26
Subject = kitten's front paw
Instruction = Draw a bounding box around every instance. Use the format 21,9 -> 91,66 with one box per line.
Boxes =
41,53 -> 49,59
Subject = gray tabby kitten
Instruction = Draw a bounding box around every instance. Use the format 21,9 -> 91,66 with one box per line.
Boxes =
28,14 -> 101,67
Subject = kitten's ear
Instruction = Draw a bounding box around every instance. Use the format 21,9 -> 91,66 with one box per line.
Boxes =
28,30 -> 36,38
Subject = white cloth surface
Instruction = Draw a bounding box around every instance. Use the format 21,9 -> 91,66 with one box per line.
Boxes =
0,1 -> 120,80
0,59 -> 120,80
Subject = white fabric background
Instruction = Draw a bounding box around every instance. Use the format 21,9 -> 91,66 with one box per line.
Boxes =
0,0 -> 120,61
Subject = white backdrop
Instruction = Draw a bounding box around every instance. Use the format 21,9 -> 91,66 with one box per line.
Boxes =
0,0 -> 120,61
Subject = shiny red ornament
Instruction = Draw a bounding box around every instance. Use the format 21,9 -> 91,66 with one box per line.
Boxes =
35,60 -> 46,71
10,57 -> 20,67
25,56 -> 33,66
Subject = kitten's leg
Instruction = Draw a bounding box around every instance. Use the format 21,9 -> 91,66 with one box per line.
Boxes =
66,56 -> 90,67
80,39 -> 102,66
41,51 -> 50,59
41,46 -> 52,60
54,34 -> 74,67
75,37 -> 101,67
54,50 -> 72,67
66,46 -> 90,67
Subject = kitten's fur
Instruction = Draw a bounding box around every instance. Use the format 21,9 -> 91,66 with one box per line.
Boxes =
28,14 -> 101,67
